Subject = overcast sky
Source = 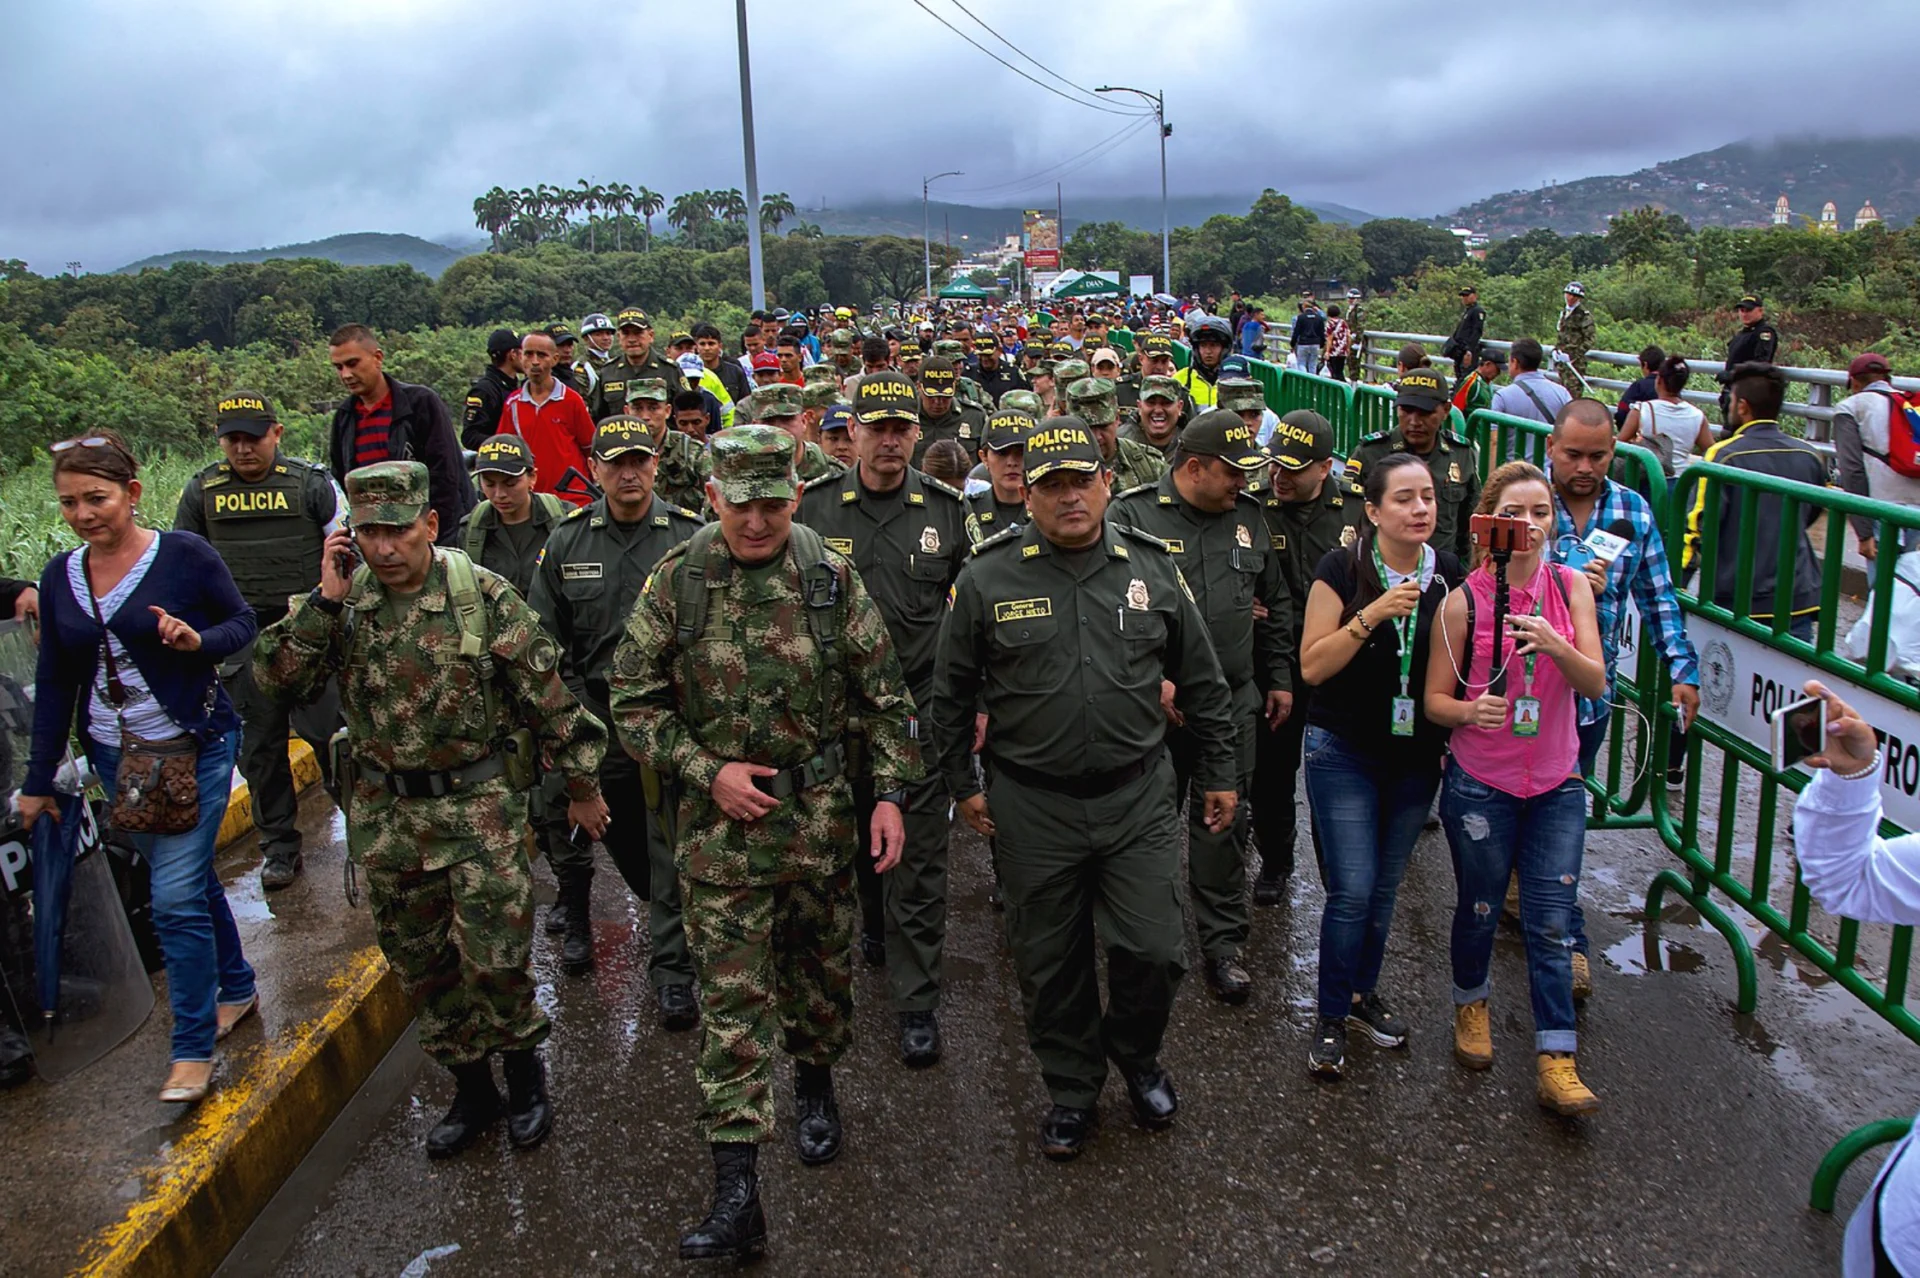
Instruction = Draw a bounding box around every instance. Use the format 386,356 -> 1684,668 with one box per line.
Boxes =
3,0 -> 1910,274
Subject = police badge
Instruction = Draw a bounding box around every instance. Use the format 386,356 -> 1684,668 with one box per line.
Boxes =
920,526 -> 941,554
1234,524 -> 1253,549
1126,579 -> 1150,610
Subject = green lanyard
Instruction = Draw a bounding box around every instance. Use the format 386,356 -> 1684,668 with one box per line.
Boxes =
1516,565 -> 1548,695
1372,543 -> 1422,697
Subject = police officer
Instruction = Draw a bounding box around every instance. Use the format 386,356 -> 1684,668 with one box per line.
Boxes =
1442,285 -> 1485,387
1108,409 -> 1293,1004
456,435 -> 567,596
620,380 -> 712,511
915,356 -> 985,467
1719,293 -> 1780,421
1122,375 -> 1185,461
462,329 -> 522,449
548,325 -> 588,396
748,383 -> 843,484
587,307 -> 685,421
797,371 -> 969,1066
1068,376 -> 1166,492
607,426 -> 922,1261
577,311 -> 618,389
1345,367 -> 1482,560
931,417 -> 1238,1161
967,408 -> 1030,545
173,390 -> 345,889
255,461 -> 609,1160
530,419 -> 704,1010
1250,411 -> 1365,904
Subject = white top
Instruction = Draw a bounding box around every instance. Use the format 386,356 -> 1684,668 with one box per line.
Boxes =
1792,767 -> 1920,1275
69,535 -> 178,740
1638,399 -> 1707,476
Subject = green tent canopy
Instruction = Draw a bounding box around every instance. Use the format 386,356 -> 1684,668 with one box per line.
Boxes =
1050,271 -> 1123,299
937,277 -> 993,298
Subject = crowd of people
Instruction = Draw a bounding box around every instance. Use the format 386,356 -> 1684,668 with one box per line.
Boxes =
9,284 -> 1901,1263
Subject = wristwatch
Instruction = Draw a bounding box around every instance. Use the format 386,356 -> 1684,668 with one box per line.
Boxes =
875,788 -> 908,808
309,588 -> 344,616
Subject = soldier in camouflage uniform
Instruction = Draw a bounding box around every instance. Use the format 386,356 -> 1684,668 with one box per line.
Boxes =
748,382 -> 844,483
607,426 -> 923,1262
799,379 -> 840,444
621,379 -> 712,511
966,408 -> 1031,545
1068,376 -> 1167,492
1344,368 -> 1482,560
1121,374 -> 1185,462
914,356 -> 985,467
255,461 -> 609,1160
826,328 -> 861,378
1555,281 -> 1596,391
1344,290 -> 1369,384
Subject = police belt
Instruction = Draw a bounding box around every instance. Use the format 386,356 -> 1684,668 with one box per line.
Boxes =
360,753 -> 507,799
989,749 -> 1157,799
752,741 -> 848,799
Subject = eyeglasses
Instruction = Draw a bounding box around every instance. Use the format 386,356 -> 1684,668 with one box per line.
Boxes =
50,436 -> 114,453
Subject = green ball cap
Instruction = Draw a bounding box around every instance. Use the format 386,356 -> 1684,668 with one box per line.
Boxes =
852,372 -> 919,424
1394,368 -> 1448,411
591,418 -> 658,462
474,433 -> 534,475
214,389 -> 275,435
1023,416 -> 1104,484
345,460 -> 430,528
1267,410 -> 1333,471
984,409 -> 1034,452
1178,409 -> 1268,471
709,426 -> 798,504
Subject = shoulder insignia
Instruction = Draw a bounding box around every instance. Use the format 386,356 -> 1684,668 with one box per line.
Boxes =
1115,525 -> 1174,555
923,477 -> 964,500
1358,430 -> 1388,444
1020,543 -> 1040,559
970,526 -> 1024,557
803,474 -> 842,494
653,515 -> 670,527
907,491 -> 925,506
1114,481 -> 1159,500
1444,429 -> 1473,447
673,504 -> 701,520
566,505 -> 588,519
1156,493 -> 1175,505
1264,496 -> 1280,508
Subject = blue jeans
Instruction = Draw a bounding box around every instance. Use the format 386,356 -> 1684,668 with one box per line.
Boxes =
87,728 -> 253,1062
1441,766 -> 1586,1053
1303,727 -> 1440,1020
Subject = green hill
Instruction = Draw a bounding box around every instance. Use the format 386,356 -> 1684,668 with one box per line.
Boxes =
1443,136 -> 1920,236
807,195 -> 1377,244
115,232 -> 467,278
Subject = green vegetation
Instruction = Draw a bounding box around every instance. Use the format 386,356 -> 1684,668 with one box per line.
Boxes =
114,232 -> 469,279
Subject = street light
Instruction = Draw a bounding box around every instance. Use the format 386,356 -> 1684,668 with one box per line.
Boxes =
923,171 -> 963,302
735,0 -> 766,309
1095,86 -> 1170,296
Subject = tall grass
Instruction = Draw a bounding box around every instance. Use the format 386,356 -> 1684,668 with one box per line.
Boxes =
0,453 -> 205,581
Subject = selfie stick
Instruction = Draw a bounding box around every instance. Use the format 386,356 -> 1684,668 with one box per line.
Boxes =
1489,538 -> 1513,697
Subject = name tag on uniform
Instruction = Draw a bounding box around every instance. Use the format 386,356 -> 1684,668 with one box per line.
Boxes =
994,598 -> 1052,624
562,562 -> 603,580
824,538 -> 854,555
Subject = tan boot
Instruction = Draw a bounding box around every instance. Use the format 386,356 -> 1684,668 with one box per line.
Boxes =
1453,1000 -> 1493,1070
1571,952 -> 1592,1001
1502,871 -> 1522,926
1537,1052 -> 1600,1115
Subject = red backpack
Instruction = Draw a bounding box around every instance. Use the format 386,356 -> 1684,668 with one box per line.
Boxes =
1872,388 -> 1920,479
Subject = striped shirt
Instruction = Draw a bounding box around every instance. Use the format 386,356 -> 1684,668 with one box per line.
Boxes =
352,391 -> 394,466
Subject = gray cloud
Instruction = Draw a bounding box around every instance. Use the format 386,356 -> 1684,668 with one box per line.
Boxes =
1,0 -> 1908,273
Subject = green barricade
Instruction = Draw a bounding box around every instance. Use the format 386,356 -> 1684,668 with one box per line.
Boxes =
1278,369 -> 1356,431
1350,384 -> 1396,457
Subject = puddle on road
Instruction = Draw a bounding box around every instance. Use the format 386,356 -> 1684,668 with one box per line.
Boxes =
1603,930 -> 1707,977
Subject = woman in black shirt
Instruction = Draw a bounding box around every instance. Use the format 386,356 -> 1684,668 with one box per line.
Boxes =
1297,453 -> 1464,1079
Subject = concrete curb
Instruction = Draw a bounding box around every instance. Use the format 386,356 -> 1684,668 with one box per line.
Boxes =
71,947 -> 409,1277
215,739 -> 321,851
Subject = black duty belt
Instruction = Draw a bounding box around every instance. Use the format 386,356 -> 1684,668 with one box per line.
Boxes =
361,753 -> 506,799
751,741 -> 848,800
989,749 -> 1158,799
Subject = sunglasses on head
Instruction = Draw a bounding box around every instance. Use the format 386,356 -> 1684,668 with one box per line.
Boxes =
50,436 -> 115,454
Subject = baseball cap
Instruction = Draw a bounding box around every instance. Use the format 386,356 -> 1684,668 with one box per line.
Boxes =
473,433 -> 534,476
748,383 -> 804,422
669,329 -> 695,348
1139,333 -> 1174,357
591,417 -> 658,462
1346,288 -> 1362,299
1053,359 -> 1091,385
1395,367 -> 1449,411
345,460 -> 429,528
1179,409 -> 1267,470
708,426 -> 798,504
751,351 -> 781,372
801,381 -> 843,410
853,372 -> 920,424
1089,347 -> 1122,370
215,390 -> 276,436
615,306 -> 652,330
1850,352 -> 1893,379
984,409 -> 1034,452
1267,410 -> 1333,470
1459,285 -> 1478,297
820,404 -> 854,433
899,340 -> 923,360
625,378 -> 672,403
1023,416 -> 1104,483
828,328 -> 856,348
580,312 -> 615,334
486,327 -> 520,359
676,352 -> 707,378
1737,293 -> 1763,309
1216,377 -> 1266,413
1218,355 -> 1254,379
919,357 -> 958,396
547,324 -> 576,345
1140,374 -> 1181,403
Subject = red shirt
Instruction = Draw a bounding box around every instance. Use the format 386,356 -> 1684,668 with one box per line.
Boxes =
498,381 -> 596,504
353,391 -> 394,466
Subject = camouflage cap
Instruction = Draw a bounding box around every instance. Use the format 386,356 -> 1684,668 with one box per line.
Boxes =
1140,374 -> 1182,403
827,328 -> 856,349
1065,376 -> 1118,426
748,382 -> 804,421
919,357 -> 958,396
1053,359 -> 1091,386
625,378 -> 672,403
803,362 -> 841,385
800,381 -> 843,410
592,416 -> 658,461
1179,408 -> 1266,471
708,425 -> 798,504
999,388 -> 1042,414
345,460 -> 430,527
984,408 -> 1034,452
615,306 -> 652,330
931,339 -> 965,360
820,403 -> 854,433
853,371 -> 920,424
1216,377 -> 1267,413
1267,409 -> 1333,471
473,433 -> 534,475
1023,416 -> 1104,483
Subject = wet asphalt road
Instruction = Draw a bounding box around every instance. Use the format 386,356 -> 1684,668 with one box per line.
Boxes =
252,750 -> 1911,1277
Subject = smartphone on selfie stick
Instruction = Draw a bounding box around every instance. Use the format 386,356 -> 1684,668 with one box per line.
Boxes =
1470,513 -> 1534,696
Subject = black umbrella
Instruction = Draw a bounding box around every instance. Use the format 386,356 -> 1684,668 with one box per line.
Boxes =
30,794 -> 86,1036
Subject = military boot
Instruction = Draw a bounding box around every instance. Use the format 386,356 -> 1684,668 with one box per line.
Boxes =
544,893 -> 570,935
679,1142 -> 767,1261
560,866 -> 594,972
259,847 -> 302,890
426,1060 -> 502,1159
501,1048 -> 553,1148
794,1062 -> 842,1165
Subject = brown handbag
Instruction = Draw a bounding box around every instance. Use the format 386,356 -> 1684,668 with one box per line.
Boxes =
82,549 -> 201,836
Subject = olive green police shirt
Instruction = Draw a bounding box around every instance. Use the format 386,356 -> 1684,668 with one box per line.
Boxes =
585,350 -> 687,422
528,494 -> 704,722
914,405 -> 985,469
964,488 -> 1027,547
796,465 -> 969,689
1262,475 -> 1368,646
1107,474 -> 1293,696
455,494 -> 569,599
1343,427 -> 1482,561
930,519 -> 1238,801
173,453 -> 339,627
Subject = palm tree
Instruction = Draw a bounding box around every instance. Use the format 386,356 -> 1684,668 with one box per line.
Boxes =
713,188 -> 748,224
788,221 -> 826,240
473,187 -> 514,251
604,181 -> 634,251
577,179 -> 608,252
635,186 -> 665,252
760,191 -> 796,236
669,191 -> 712,244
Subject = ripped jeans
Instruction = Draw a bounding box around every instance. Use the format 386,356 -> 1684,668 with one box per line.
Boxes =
1440,766 -> 1586,1053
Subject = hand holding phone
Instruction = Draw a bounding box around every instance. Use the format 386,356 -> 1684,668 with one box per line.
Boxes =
1771,695 -> 1829,772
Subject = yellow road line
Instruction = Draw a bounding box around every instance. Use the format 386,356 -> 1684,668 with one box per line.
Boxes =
216,738 -> 321,850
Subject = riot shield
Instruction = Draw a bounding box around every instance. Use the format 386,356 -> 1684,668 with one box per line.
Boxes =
0,619 -> 154,1082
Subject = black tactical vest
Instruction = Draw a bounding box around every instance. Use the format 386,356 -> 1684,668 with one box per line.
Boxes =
198,460 -> 327,613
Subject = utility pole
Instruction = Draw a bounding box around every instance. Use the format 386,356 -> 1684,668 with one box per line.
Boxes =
735,0 -> 765,309
923,171 -> 962,301
1095,86 -> 1171,295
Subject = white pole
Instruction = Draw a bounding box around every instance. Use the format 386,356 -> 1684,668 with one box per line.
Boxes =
735,0 -> 765,310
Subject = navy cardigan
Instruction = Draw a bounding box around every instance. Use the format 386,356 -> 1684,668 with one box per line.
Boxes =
27,531 -> 256,794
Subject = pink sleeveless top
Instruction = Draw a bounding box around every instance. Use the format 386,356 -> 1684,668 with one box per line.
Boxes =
1448,561 -> 1581,799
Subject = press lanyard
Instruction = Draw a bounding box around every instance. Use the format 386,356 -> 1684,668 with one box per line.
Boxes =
1375,543 -> 1426,736
1512,566 -> 1547,738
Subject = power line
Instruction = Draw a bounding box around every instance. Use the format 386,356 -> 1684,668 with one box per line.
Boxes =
908,0 -> 1149,116
943,116 -> 1154,199
941,0 -> 1120,111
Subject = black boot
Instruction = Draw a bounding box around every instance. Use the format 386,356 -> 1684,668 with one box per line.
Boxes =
426,1060 -> 502,1159
544,892 -> 570,935
794,1063 -> 842,1165
560,866 -> 594,972
501,1048 -> 553,1149
679,1142 -> 767,1261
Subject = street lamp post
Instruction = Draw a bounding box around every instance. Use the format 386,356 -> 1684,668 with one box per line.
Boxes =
735,0 -> 766,309
1095,86 -> 1170,296
923,171 -> 963,302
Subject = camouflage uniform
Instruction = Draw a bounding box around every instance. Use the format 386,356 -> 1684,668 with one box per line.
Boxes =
1068,376 -> 1167,492
254,462 -> 606,1067
623,380 -> 713,511
1119,374 -> 1185,462
1556,292 -> 1596,390
607,427 -> 923,1144
747,383 -> 844,484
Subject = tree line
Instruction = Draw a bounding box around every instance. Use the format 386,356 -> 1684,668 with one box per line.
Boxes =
471,183 -> 813,255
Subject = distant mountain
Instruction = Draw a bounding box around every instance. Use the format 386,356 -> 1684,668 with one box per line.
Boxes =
114,232 -> 467,278
1442,136 -> 1920,237
804,194 -> 1378,246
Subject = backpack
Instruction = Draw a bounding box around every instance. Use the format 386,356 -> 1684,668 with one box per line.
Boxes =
343,548 -> 498,729
463,492 -> 565,563
1869,389 -> 1920,479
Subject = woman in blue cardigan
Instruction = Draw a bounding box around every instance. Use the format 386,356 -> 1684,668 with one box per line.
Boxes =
20,434 -> 258,1104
